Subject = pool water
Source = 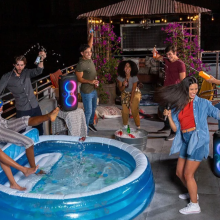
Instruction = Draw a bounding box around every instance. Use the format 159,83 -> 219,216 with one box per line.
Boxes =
31,151 -> 133,195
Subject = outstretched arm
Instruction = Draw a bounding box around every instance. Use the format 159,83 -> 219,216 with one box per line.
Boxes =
88,29 -> 94,49
152,48 -> 164,62
206,75 -> 220,85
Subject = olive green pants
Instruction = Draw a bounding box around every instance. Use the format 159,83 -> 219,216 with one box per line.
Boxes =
121,92 -> 141,127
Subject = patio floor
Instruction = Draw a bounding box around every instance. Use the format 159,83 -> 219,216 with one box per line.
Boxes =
89,105 -> 220,220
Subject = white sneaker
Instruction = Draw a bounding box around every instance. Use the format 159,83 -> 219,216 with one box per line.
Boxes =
179,202 -> 201,215
123,125 -> 128,129
179,193 -> 199,200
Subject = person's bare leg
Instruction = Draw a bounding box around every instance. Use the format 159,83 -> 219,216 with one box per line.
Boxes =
176,157 -> 187,187
0,162 -> 26,191
25,145 -> 44,174
28,107 -> 59,126
184,160 -> 200,203
0,149 -> 39,190
0,149 -> 38,176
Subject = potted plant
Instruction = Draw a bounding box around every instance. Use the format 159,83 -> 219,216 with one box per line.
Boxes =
93,24 -> 122,104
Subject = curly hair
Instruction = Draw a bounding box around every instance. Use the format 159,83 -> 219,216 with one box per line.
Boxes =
117,60 -> 138,78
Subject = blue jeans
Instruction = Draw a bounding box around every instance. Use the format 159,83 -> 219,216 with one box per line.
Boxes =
215,102 -> 220,129
81,90 -> 97,134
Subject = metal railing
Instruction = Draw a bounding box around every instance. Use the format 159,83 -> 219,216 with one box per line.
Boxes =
201,51 -> 220,79
0,64 -> 77,119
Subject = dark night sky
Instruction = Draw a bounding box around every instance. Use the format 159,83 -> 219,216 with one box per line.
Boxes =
0,0 -> 220,75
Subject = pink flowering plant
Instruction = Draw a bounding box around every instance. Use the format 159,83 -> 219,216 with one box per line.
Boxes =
93,24 -> 121,103
162,23 -> 210,84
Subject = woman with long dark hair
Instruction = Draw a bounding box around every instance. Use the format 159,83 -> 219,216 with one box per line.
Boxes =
117,60 -> 141,129
155,76 -> 220,215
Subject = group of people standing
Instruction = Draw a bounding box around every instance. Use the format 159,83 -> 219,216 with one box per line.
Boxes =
75,30 -> 220,216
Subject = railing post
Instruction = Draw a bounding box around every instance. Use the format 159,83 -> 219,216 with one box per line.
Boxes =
216,52 -> 219,79
35,82 -> 38,100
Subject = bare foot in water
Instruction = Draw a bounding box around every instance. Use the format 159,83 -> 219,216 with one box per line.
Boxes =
36,169 -> 46,175
48,107 -> 59,122
23,165 -> 39,177
10,183 -> 26,191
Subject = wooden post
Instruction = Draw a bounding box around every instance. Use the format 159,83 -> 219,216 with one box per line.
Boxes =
198,13 -> 201,60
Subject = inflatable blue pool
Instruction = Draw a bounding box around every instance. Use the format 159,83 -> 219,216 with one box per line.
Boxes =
0,129 -> 155,220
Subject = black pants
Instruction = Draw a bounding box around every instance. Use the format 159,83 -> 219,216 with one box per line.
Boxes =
16,105 -> 44,135
158,105 -> 175,134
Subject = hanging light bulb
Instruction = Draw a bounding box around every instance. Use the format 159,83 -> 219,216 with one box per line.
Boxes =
212,14 -> 214,21
180,17 -> 182,21
121,18 -> 123,21
164,19 -> 167,23
110,20 -> 113,23
10,101 -> 13,105
161,18 -> 164,21
187,15 -> 190,19
127,20 -> 129,23
100,19 -> 102,22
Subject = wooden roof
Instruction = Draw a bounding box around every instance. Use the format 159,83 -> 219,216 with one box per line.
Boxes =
77,0 -> 211,19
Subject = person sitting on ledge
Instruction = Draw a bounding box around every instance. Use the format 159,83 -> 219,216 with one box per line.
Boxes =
0,106 -> 59,190
117,60 -> 141,130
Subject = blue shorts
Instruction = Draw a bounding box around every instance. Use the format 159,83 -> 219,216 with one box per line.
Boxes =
179,130 -> 205,162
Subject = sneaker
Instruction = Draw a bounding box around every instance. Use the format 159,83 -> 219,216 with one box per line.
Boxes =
89,124 -> 97,132
123,125 -> 128,129
158,126 -> 170,132
179,193 -> 199,200
165,133 -> 175,141
179,202 -> 201,215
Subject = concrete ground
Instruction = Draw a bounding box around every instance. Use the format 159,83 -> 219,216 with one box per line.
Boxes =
89,105 -> 220,220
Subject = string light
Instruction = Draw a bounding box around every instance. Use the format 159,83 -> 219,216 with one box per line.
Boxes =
121,18 -> 123,21
164,19 -> 167,23
187,16 -> 190,19
180,17 -> 182,21
127,20 -> 129,23
40,80 -> 43,83
161,18 -> 164,21
110,20 -> 113,23
10,101 -> 13,105
34,91 -> 37,95
212,14 -> 214,21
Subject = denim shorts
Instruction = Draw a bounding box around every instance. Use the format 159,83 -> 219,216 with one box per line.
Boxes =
179,130 -> 205,162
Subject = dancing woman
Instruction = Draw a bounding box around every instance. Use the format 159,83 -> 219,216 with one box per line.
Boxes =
154,76 -> 220,215
117,60 -> 141,129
